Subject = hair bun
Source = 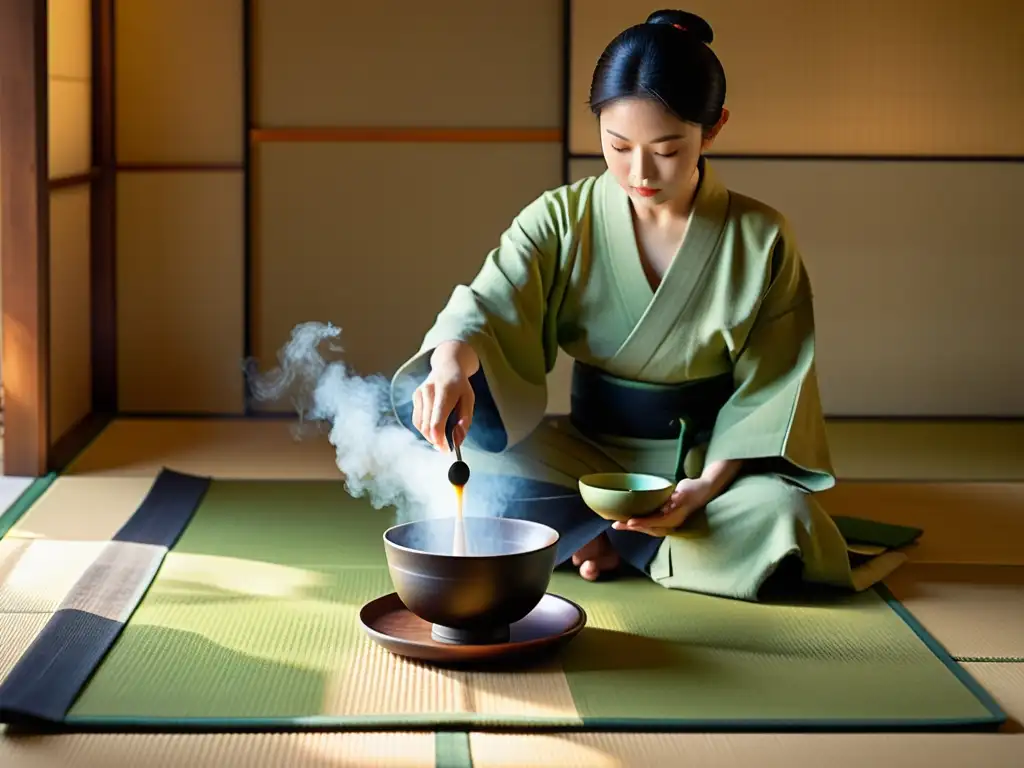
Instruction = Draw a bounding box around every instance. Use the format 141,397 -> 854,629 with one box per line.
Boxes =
645,9 -> 714,45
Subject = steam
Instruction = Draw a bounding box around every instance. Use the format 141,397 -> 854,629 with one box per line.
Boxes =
244,321 -> 457,524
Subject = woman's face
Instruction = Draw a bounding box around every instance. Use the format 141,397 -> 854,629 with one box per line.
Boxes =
599,97 -> 727,209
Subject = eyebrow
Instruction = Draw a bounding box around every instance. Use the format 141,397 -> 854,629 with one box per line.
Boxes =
605,129 -> 683,143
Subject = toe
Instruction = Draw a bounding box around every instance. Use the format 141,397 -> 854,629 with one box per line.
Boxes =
579,560 -> 600,581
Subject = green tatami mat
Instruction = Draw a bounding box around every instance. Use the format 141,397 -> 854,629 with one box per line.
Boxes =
549,575 -> 996,726
7,477 -> 1005,732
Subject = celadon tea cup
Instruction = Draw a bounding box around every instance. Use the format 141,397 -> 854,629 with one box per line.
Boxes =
577,472 -> 674,522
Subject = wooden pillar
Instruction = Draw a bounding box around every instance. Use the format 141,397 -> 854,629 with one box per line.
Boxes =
91,0 -> 117,415
0,0 -> 50,477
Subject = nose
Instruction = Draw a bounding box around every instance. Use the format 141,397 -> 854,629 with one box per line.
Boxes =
628,149 -> 655,186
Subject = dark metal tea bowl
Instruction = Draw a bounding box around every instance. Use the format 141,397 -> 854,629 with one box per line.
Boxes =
383,516 -> 559,645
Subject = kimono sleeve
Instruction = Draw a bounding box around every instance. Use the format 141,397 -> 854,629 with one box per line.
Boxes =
703,224 -> 836,492
390,186 -> 583,453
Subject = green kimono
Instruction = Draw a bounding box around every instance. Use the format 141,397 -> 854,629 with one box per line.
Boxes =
391,158 -> 909,601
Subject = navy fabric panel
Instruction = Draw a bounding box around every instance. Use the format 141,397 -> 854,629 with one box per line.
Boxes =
0,610 -> 123,724
0,469 -> 210,725
113,469 -> 211,547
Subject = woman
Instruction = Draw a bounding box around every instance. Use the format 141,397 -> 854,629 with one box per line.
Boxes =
390,10 -> 907,601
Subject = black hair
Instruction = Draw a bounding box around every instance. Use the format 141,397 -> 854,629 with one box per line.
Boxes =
588,9 -> 726,131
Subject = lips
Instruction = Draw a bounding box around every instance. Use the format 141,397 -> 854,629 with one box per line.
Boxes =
632,186 -> 660,198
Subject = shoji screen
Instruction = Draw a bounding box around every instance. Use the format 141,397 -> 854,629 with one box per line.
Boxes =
249,0 -> 564,411
114,0 -> 245,413
48,0 -> 94,442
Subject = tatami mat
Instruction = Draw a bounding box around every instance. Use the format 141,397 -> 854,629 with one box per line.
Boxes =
1,659 -> 1020,768
0,539 -> 115,613
1,417 -> 1022,766
0,609 -> 439,766
2,477 -> 156,542
64,417 -> 1024,482
885,565 -> 1024,660
469,729 -> 1022,767
65,418 -> 341,479
820,482 -> 1024,565
470,663 -> 1024,766
0,731 -> 437,768
470,666 -> 1024,767
965,663 -> 1024,725
825,420 -> 1024,482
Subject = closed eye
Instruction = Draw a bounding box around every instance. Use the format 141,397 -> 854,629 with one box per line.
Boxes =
610,146 -> 678,159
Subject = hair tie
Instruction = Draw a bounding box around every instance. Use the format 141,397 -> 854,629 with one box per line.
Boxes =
672,23 -> 688,32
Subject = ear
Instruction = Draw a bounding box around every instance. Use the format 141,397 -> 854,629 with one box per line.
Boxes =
701,107 -> 729,151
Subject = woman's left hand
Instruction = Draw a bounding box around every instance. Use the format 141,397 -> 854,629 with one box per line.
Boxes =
611,478 -> 712,537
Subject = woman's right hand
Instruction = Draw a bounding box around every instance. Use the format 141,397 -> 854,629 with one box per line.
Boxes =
412,340 -> 479,452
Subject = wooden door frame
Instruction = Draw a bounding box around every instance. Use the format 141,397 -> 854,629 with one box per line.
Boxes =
0,0 -> 50,477
0,0 -> 115,477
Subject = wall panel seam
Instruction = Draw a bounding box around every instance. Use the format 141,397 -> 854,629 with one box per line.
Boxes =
249,127 -> 562,143
242,0 -> 254,414
49,169 -> 100,189
115,163 -> 244,171
563,0 -> 576,178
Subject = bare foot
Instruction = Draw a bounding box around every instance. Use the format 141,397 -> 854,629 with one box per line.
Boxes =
570,533 -> 620,581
